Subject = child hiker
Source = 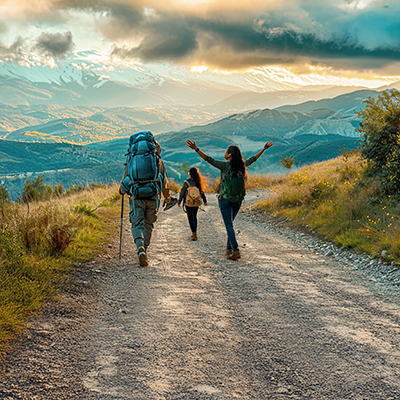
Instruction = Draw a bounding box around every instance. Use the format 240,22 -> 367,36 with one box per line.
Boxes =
186,140 -> 273,260
178,167 -> 208,241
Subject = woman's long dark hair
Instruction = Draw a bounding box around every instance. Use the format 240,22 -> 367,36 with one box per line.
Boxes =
227,145 -> 247,178
189,167 -> 208,193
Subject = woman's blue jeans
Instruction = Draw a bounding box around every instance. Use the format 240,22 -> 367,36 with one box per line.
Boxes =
218,198 -> 242,251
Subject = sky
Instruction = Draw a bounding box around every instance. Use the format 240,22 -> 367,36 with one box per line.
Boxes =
1,0 -> 400,88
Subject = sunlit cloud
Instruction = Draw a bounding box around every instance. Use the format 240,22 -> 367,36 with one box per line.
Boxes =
0,0 -> 400,86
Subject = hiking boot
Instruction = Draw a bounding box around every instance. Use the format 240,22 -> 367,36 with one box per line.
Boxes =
227,250 -> 241,260
191,232 -> 198,241
226,248 -> 233,257
138,247 -> 148,267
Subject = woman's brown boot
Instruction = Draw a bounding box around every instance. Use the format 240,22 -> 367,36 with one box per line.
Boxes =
227,250 -> 241,260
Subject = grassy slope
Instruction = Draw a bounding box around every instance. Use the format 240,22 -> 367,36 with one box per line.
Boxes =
251,151 -> 400,264
0,184 -> 122,355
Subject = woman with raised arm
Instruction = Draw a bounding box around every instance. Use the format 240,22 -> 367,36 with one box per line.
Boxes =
186,140 -> 273,260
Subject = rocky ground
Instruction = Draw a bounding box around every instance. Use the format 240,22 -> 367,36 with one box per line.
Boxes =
0,190 -> 400,399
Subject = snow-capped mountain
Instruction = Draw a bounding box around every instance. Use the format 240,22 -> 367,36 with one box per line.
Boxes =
0,50 -> 302,107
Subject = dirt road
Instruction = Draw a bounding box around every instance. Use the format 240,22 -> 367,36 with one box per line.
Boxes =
1,191 -> 400,399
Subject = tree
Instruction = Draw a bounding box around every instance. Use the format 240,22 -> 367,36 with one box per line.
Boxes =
0,185 -> 9,203
53,183 -> 65,197
21,178 -> 37,203
356,90 -> 400,194
21,175 -> 47,203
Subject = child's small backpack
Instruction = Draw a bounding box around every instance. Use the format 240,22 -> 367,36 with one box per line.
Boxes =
185,180 -> 202,207
219,165 -> 245,202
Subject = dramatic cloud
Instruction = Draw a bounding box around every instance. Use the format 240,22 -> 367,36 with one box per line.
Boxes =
34,31 -> 75,58
0,37 -> 25,57
1,0 -> 400,72
112,16 -> 198,61
105,0 -> 400,71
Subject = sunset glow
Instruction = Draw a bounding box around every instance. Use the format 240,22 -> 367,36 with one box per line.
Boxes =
1,0 -> 400,88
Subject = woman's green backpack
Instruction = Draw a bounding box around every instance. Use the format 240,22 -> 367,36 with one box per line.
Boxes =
219,165 -> 245,202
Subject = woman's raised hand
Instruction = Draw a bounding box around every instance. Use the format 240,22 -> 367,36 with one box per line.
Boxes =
264,141 -> 273,150
186,139 -> 197,150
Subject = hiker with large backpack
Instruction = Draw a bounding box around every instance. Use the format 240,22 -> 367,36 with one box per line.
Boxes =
119,131 -> 177,267
186,139 -> 273,260
177,167 -> 208,241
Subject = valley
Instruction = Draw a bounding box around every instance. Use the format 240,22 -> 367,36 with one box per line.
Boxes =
0,60 -> 393,200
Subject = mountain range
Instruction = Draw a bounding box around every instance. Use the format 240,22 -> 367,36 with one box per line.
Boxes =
2,51 -> 398,111
1,52 -> 397,199
1,89 -> 365,199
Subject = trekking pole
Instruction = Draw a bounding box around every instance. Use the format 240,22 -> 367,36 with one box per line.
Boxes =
119,194 -> 124,260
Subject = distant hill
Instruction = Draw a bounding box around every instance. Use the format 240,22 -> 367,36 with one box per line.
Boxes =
276,89 -> 379,113
0,75 -> 169,108
0,139 -> 122,175
183,108 -> 360,141
0,139 -> 124,199
0,103 -> 102,134
0,103 -> 228,141
0,52 -> 386,114
5,114 -> 143,144
212,86 -> 371,113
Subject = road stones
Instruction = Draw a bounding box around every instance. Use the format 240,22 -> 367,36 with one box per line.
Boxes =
242,210 -> 400,291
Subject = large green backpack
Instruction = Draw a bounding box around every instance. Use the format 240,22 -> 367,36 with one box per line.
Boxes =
219,165 -> 245,202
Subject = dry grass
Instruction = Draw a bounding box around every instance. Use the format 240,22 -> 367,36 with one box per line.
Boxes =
246,174 -> 284,191
167,180 -> 182,194
253,150 -> 400,263
0,183 -> 121,354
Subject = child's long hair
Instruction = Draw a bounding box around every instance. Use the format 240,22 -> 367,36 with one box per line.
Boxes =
189,167 -> 208,193
227,145 -> 247,178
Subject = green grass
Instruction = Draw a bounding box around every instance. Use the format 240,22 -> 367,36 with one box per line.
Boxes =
251,150 -> 400,264
0,184 -> 121,355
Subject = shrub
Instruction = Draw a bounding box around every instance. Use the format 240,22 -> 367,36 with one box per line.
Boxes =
279,155 -> 295,170
74,203 -> 98,216
309,178 -> 333,201
357,89 -> 400,195
277,190 -> 305,208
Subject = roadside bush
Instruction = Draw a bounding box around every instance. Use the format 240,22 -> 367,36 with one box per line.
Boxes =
309,178 -> 334,201
278,190 -> 305,208
74,203 -> 98,216
357,89 -> 400,195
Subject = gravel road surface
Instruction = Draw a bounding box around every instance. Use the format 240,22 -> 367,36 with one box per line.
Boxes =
1,191 -> 400,399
